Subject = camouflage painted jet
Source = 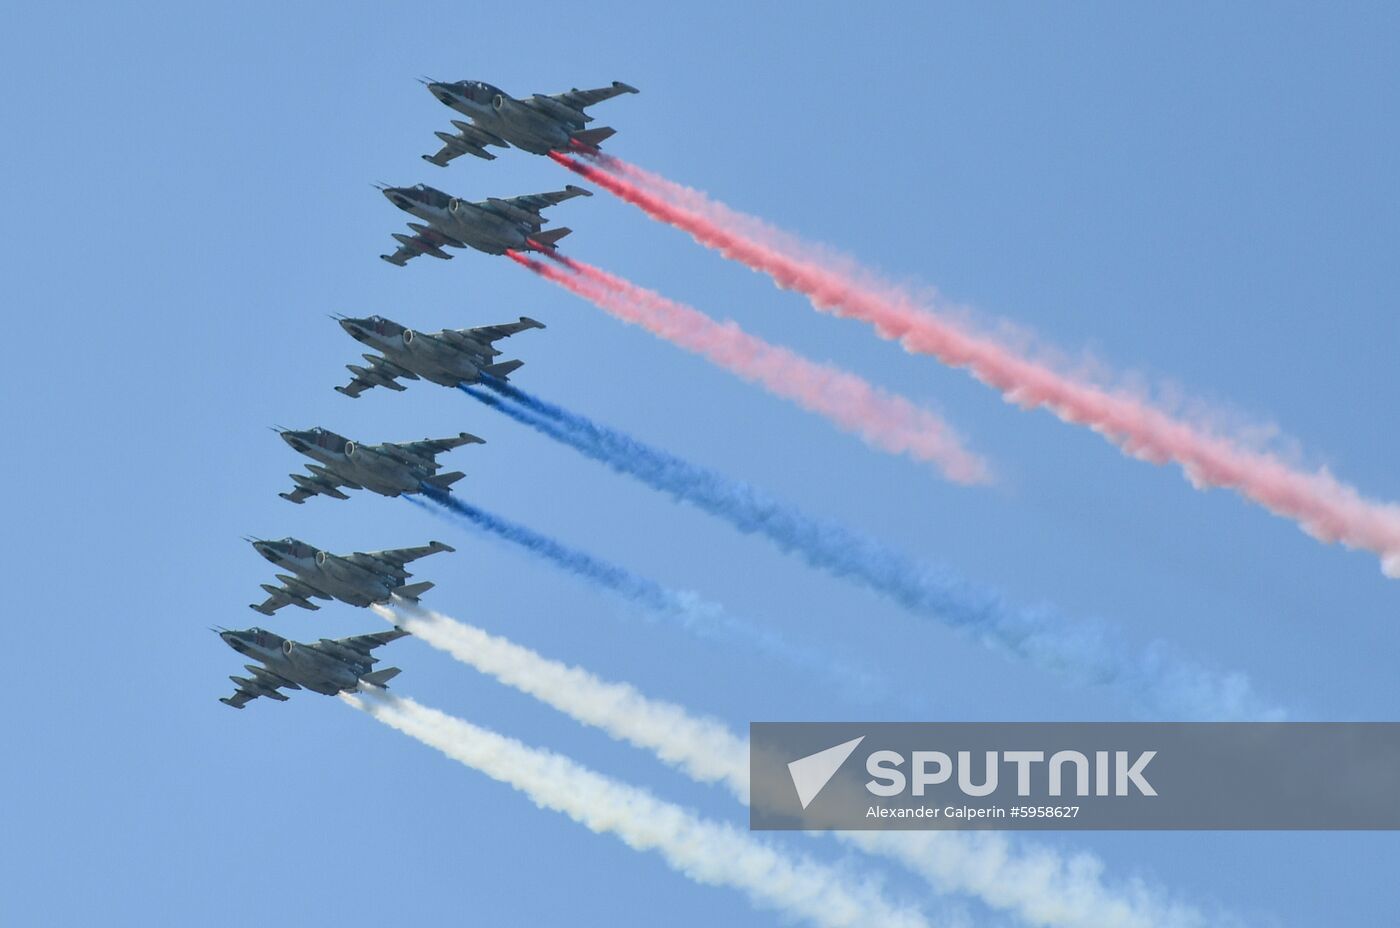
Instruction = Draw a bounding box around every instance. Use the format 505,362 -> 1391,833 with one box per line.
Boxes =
216,626 -> 408,709
379,183 -> 590,266
334,314 -> 544,397
422,78 -> 639,166
276,427 -> 483,504
248,537 -> 454,615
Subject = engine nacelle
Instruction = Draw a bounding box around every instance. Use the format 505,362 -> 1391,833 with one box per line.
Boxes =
282,639 -> 295,656
344,441 -> 356,457
402,329 -> 415,345
315,550 -> 328,567
492,93 -> 527,121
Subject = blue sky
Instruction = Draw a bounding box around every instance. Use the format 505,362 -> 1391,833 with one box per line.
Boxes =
4,2 -> 1397,924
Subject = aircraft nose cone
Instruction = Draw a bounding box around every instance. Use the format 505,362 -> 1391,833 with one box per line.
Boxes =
280,430 -> 307,450
383,188 -> 413,211
339,317 -> 370,342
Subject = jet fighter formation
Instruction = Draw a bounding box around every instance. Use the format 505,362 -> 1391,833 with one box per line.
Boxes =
219,74 -> 635,708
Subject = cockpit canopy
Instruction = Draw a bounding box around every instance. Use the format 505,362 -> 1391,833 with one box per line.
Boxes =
275,538 -> 316,558
454,80 -> 503,104
304,426 -> 347,449
363,314 -> 406,337
239,627 -> 286,649
406,184 -> 452,209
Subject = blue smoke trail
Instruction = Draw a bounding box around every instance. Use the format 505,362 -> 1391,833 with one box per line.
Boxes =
462,381 -> 1283,721
408,491 -> 886,704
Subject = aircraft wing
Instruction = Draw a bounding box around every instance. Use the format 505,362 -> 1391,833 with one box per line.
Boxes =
383,433 -> 485,465
349,541 -> 455,573
423,122 -> 504,167
250,575 -> 328,616
336,372 -> 382,398
309,628 -> 411,665
220,688 -> 261,710
479,186 -> 592,224
380,238 -> 424,267
221,666 -> 300,709
544,82 -> 639,113
422,141 -> 471,168
337,353 -> 417,398
380,225 -> 463,267
444,316 -> 547,347
422,143 -> 467,168
279,467 -> 357,504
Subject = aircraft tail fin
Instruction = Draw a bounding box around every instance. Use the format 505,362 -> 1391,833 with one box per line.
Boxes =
571,126 -> 616,149
422,471 -> 466,491
482,359 -> 524,379
396,581 -> 434,602
360,667 -> 401,689
528,227 -> 572,250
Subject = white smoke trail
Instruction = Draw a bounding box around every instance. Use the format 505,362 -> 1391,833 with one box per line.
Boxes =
341,687 -> 931,928
373,603 -> 750,798
379,604 -> 1217,928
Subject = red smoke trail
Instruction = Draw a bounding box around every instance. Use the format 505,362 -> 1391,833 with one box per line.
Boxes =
549,152 -> 1400,576
505,250 -> 991,485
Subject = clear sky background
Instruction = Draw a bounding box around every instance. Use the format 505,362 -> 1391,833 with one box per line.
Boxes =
3,2 -> 1397,925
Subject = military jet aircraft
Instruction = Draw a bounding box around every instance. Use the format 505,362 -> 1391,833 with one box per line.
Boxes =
334,314 -> 544,397
276,427 -> 483,504
422,78 -> 639,166
248,537 -> 454,615
379,183 -> 590,266
216,625 -> 408,709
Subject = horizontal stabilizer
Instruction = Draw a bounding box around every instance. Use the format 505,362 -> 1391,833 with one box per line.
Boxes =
571,126 -> 616,149
422,471 -> 466,490
359,667 -> 401,689
396,581 -> 434,602
528,227 -> 572,250
482,359 -> 523,379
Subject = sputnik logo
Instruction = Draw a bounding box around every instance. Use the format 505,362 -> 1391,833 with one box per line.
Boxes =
787,736 -> 865,809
